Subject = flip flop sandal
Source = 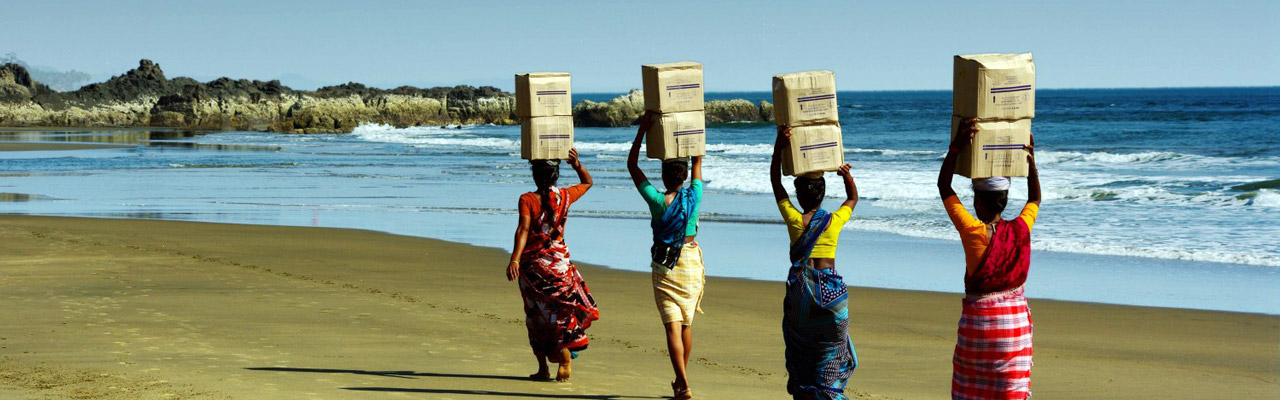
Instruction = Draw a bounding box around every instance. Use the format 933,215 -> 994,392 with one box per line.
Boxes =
672,388 -> 693,400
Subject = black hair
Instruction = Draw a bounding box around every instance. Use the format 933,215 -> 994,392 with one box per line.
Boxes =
973,189 -> 1009,222
531,160 -> 562,229
794,175 -> 826,212
661,159 -> 689,191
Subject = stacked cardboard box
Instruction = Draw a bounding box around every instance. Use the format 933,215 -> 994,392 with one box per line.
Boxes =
773,70 -> 843,176
516,72 -> 574,160
642,61 -> 706,160
952,53 -> 1035,178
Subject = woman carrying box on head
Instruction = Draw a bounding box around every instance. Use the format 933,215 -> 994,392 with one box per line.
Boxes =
506,148 -> 600,383
937,119 -> 1041,400
627,110 -> 705,400
771,126 -> 859,400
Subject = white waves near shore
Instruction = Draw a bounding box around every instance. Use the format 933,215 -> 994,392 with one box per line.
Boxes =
352,123 -> 516,148
1253,189 -> 1280,207
351,123 -> 1278,209
1037,150 -> 1280,169
347,123 -> 1280,267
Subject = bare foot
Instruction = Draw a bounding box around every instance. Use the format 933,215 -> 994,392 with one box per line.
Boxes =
554,349 -> 573,382
529,371 -> 552,381
530,354 -> 551,381
555,361 -> 571,382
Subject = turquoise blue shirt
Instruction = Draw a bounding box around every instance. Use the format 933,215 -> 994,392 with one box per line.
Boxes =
636,179 -> 703,236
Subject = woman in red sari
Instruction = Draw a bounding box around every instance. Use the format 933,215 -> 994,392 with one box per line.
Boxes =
506,148 -> 600,382
938,119 -> 1041,400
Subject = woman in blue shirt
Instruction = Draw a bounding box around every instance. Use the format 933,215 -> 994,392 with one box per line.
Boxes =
627,110 -> 704,400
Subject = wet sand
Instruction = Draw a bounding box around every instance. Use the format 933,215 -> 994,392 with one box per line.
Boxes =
0,215 -> 1275,399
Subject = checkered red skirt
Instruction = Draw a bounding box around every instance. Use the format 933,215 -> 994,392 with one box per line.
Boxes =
952,287 -> 1032,400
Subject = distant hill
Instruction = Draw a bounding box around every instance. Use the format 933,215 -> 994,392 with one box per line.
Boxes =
0,53 -> 92,92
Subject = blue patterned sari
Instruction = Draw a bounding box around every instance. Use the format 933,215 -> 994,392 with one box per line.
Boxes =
783,208 -> 857,400
650,186 -> 695,269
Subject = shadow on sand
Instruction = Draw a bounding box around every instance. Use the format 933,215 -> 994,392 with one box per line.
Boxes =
246,366 -> 530,381
344,387 -> 665,399
246,367 -> 665,399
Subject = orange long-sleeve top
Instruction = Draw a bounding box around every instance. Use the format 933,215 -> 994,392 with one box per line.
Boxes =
943,195 -> 1039,269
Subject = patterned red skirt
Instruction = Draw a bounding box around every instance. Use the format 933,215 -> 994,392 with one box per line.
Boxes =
518,251 -> 599,357
952,287 -> 1033,400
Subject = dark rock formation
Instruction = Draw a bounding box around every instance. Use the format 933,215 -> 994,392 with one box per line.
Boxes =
0,60 -> 516,133
573,90 -> 774,127
0,64 -> 36,103
0,63 -> 37,89
572,89 -> 644,127
705,99 -> 764,124
70,59 -> 170,106
2,61 -> 771,132
759,100 -> 774,122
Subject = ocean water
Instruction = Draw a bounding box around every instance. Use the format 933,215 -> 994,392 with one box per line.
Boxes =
2,87 -> 1278,314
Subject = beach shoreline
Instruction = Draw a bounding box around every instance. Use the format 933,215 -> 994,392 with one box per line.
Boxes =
2,215 -> 1275,399
2,125 -> 1277,315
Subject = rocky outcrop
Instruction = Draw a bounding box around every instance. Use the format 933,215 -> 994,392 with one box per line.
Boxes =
0,63 -> 45,104
0,60 -> 516,133
759,101 -> 774,122
705,99 -> 764,123
572,89 -> 645,127
2,61 -> 772,132
572,89 -> 774,127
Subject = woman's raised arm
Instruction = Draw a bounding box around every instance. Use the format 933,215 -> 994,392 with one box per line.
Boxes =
771,126 -> 791,203
627,111 -> 655,187
1025,133 -> 1041,206
567,147 -> 592,192
837,163 -> 858,210
690,155 -> 702,181
938,118 -> 977,200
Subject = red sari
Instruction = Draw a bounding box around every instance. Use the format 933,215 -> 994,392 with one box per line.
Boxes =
953,218 -> 1033,400
517,186 -> 599,357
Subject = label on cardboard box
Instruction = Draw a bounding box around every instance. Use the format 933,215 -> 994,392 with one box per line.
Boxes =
642,61 -> 704,113
773,70 -> 839,127
646,110 -> 706,160
516,72 -> 572,117
783,123 -> 845,176
953,53 -> 1035,120
521,116 -> 574,160
951,117 -> 1031,178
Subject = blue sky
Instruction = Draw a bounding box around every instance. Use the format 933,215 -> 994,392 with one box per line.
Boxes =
3,0 -> 1277,92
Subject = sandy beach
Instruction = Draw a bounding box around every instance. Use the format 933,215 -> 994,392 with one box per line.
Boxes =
4,1 -> 1277,398
0,215 -> 1274,399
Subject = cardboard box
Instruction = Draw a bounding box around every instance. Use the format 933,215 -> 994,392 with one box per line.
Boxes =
646,111 -> 706,160
783,123 -> 845,176
642,61 -> 704,113
521,116 -> 574,160
773,70 -> 839,127
515,72 -> 572,117
951,117 -> 1031,178
953,53 -> 1035,120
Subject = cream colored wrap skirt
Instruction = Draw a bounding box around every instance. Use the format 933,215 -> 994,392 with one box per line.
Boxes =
651,242 -> 705,325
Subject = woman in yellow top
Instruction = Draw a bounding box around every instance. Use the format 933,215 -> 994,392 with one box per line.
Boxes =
938,118 -> 1040,400
771,126 -> 859,400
